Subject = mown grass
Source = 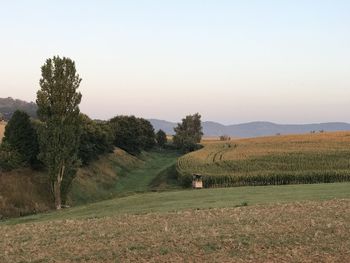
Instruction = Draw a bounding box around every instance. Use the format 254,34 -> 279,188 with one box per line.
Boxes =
3,182 -> 350,225
178,132 -> 350,187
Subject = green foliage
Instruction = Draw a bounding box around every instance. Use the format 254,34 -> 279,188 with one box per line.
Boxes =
3,110 -> 39,167
156,129 -> 167,147
79,114 -> 114,165
0,142 -> 24,171
36,56 -> 82,209
138,118 -> 156,150
173,113 -> 203,152
109,116 -> 155,155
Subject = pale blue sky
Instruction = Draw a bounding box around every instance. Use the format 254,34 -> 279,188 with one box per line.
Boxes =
1,0 -> 350,124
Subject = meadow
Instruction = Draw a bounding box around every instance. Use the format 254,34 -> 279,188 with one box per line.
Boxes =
1,183 -> 350,262
178,132 -> 350,187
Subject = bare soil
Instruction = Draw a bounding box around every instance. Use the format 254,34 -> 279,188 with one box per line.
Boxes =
1,199 -> 349,262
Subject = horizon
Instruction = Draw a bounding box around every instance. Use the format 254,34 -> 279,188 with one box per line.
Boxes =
1,1 -> 350,124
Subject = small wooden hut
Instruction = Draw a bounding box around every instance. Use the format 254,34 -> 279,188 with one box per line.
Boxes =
192,174 -> 203,189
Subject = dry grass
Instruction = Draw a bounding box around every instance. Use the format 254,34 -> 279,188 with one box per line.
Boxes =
1,199 -> 349,262
0,169 -> 52,218
178,132 -> 350,186
0,121 -> 5,142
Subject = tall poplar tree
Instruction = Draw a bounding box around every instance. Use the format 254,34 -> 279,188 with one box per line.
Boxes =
36,56 -> 82,209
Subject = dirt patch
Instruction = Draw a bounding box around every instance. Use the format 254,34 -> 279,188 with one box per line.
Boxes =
0,121 -> 5,142
1,199 -> 349,262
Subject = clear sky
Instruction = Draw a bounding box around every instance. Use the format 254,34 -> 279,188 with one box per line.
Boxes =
1,0 -> 350,124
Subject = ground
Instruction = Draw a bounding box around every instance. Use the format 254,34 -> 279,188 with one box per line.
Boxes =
1,196 -> 349,262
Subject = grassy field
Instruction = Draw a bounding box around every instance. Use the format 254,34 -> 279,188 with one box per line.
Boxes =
178,132 -> 350,187
0,121 -> 5,141
3,182 -> 350,224
1,183 -> 350,262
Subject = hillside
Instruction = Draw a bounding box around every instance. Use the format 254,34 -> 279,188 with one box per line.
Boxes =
177,131 -> 350,187
150,119 -> 350,137
0,97 -> 37,121
0,148 -> 180,218
2,183 -> 350,262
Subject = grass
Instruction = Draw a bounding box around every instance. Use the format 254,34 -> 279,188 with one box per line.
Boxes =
69,149 -> 181,205
178,131 -> 350,187
3,182 -> 350,225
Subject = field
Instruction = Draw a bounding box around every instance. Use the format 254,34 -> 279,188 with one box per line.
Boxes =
1,183 -> 350,262
177,132 -> 350,187
0,121 -> 5,141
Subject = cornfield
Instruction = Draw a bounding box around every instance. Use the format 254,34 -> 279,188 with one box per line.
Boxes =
177,132 -> 350,187
0,121 -> 5,142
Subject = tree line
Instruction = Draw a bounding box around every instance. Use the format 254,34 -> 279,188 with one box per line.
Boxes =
0,56 -> 203,210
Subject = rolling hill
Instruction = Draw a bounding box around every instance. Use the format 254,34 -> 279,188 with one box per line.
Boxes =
149,119 -> 350,137
0,97 -> 37,121
2,96 -> 350,138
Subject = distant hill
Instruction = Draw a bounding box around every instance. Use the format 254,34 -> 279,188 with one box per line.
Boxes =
0,97 -> 37,120
2,97 -> 350,138
149,119 -> 350,138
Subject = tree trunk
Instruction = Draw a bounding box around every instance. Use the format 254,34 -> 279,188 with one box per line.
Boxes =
54,179 -> 62,210
54,164 -> 65,210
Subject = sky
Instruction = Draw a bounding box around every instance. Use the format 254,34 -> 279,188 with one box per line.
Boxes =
1,0 -> 350,124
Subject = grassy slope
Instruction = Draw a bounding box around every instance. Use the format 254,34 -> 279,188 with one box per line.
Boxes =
178,132 -> 350,186
0,148 -> 181,218
69,149 -> 180,205
4,182 -> 350,224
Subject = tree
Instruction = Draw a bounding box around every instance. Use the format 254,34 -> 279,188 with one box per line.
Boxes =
173,113 -> 203,152
109,116 -> 142,155
3,110 -> 39,166
109,116 -> 155,155
79,114 -> 114,165
138,118 -> 156,150
156,129 -> 167,147
36,56 -> 82,210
